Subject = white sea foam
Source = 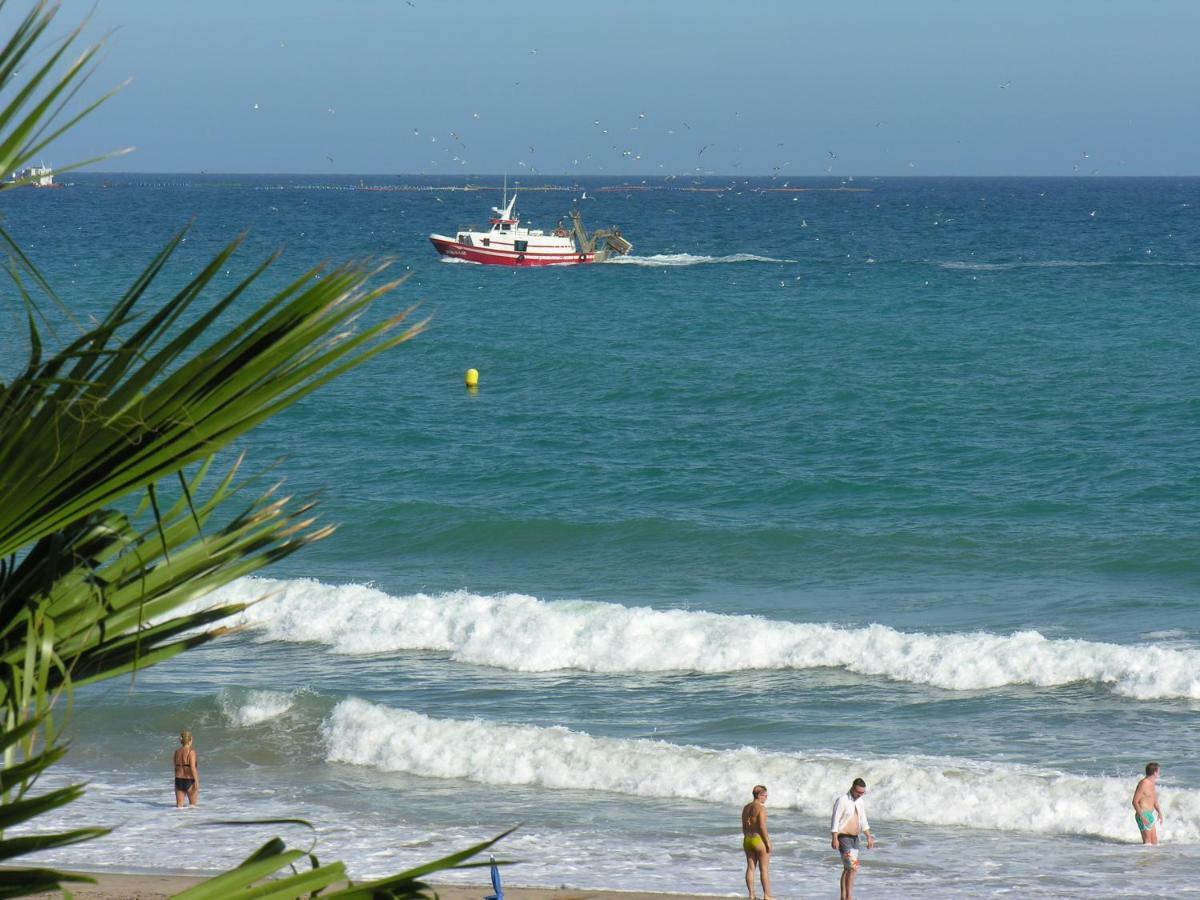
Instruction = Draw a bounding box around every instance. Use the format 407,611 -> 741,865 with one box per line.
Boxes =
197,578 -> 1200,700
607,252 -> 795,266
1143,629 -> 1189,641
219,688 -> 296,726
324,698 -> 1199,843
939,259 -> 1109,271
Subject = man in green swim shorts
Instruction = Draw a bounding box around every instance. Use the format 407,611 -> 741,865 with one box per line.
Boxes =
1132,761 -> 1164,845
740,785 -> 772,899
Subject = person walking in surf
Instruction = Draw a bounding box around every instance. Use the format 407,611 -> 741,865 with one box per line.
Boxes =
1132,761 -> 1163,844
831,777 -> 874,900
173,730 -> 199,807
741,784 -> 773,899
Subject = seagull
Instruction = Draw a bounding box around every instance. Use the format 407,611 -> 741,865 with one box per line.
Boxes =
1000,80 -> 1011,89
326,155 -> 333,163
828,150 -> 837,158
698,144 -> 712,156
252,102 -> 259,110
1089,210 -> 1097,217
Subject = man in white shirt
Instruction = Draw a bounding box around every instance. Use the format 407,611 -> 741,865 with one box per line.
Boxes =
830,777 -> 874,900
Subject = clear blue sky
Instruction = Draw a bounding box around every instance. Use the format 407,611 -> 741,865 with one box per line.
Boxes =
14,0 -> 1200,176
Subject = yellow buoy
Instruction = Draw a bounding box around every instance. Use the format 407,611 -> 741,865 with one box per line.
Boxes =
464,368 -> 479,388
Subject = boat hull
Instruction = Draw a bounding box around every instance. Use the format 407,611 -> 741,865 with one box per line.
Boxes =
429,235 -> 594,267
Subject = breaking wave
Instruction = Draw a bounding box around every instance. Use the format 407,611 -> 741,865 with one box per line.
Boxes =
219,688 -> 297,726
607,253 -> 795,266
323,699 -> 1199,843
198,578 -> 1200,699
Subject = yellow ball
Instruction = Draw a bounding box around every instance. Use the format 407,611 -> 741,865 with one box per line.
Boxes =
464,368 -> 479,387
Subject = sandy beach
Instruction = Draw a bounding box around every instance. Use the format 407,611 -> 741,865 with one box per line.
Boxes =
26,871 -> 722,900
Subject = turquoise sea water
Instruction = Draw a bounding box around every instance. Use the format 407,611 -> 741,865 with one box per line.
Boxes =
3,174 -> 1200,896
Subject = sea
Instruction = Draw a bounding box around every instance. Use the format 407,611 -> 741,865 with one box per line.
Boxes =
2,173 -> 1199,897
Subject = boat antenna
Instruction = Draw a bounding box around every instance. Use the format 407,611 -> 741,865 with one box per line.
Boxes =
503,170 -> 507,210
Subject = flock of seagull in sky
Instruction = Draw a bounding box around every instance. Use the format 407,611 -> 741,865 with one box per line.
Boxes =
244,37 -> 1109,178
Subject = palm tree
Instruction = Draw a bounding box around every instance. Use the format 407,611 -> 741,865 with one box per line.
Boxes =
0,3 -> 506,896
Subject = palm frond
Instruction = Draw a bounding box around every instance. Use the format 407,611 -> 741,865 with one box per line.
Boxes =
0,6 -> 513,897
0,231 -> 424,558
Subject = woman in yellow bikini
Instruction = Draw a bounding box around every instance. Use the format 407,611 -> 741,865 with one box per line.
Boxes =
741,784 -> 773,900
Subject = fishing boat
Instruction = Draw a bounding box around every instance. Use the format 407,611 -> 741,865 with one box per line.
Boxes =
429,187 -> 632,266
9,163 -> 62,188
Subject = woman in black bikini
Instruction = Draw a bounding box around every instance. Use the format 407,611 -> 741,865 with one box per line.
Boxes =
173,731 -> 199,807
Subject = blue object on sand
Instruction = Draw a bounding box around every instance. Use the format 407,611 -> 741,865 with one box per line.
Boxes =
483,854 -> 503,900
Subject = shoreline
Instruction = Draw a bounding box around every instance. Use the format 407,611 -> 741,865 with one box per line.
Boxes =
25,870 -> 726,899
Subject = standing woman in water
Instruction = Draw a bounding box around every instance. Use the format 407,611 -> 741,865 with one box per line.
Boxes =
173,731 -> 199,807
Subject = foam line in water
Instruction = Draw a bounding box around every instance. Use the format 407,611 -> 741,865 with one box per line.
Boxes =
607,253 -> 795,266
198,578 -> 1200,699
324,698 -> 1198,843
939,259 -> 1109,270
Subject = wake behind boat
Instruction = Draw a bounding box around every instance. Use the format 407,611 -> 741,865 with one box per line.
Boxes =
429,188 -> 632,266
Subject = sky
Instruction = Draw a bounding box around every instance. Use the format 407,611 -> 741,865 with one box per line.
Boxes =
9,0 -> 1200,176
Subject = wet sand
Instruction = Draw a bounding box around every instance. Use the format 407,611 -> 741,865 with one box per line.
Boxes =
26,871 -> 724,899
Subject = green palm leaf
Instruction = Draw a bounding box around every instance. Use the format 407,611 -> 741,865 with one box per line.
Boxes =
0,4 -> 514,897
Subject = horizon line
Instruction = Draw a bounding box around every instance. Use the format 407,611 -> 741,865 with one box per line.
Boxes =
69,171 -> 1200,180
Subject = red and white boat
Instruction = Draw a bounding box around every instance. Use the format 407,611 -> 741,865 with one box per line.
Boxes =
429,189 -> 632,267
